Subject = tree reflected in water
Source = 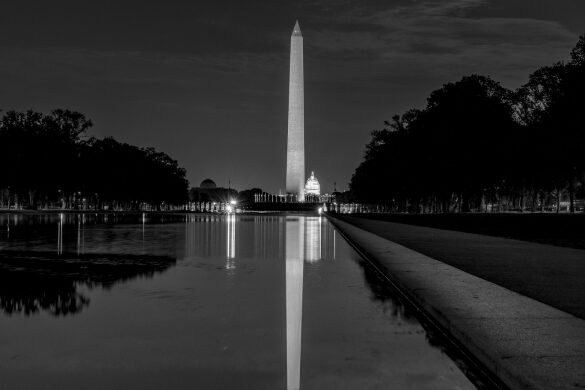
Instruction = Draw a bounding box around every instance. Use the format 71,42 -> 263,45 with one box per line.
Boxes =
353,255 -> 492,388
0,250 -> 176,316
353,255 -> 419,324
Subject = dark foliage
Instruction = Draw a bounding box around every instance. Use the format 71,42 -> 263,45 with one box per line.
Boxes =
237,188 -> 263,204
189,186 -> 239,203
350,35 -> 585,213
0,110 -> 188,209
0,250 -> 176,316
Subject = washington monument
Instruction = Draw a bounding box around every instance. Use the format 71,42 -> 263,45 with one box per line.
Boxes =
286,20 -> 305,201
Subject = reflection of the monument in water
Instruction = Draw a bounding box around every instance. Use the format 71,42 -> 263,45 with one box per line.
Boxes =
226,213 -> 236,271
184,214 -> 335,264
285,216 -> 331,390
185,214 -> 333,390
286,217 -> 304,390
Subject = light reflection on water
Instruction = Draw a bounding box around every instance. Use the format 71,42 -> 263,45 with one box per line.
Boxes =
286,217 -> 304,390
0,213 -> 479,389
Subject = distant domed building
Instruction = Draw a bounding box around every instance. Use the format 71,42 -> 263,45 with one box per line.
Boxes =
189,178 -> 237,205
304,171 -> 320,196
200,179 -> 217,189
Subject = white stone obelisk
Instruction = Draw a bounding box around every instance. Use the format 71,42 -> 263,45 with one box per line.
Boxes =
286,20 -> 305,202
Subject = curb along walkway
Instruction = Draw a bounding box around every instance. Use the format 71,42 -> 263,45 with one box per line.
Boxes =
336,215 -> 585,320
328,216 -> 585,390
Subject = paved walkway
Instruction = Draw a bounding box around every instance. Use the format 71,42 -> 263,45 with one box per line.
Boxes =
329,215 -> 585,390
336,215 -> 585,320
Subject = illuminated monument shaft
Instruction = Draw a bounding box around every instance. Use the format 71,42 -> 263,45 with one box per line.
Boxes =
286,21 -> 305,202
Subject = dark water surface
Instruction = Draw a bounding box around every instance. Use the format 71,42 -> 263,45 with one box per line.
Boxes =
0,213 -> 478,389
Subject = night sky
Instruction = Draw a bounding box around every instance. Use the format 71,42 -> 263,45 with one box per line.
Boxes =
1,0 -> 583,193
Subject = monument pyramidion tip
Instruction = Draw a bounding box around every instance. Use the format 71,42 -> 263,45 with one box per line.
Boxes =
293,20 -> 302,36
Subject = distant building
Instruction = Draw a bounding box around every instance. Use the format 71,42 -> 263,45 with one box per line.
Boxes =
200,179 -> 217,189
304,171 -> 320,196
189,179 -> 236,203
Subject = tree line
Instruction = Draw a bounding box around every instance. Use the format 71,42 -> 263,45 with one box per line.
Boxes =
0,109 -> 188,210
350,34 -> 585,213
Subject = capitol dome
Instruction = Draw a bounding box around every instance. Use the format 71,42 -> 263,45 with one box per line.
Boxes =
304,171 -> 320,196
200,179 -> 217,189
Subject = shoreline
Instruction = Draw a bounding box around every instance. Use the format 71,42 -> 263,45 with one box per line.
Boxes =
327,214 -> 585,390
0,210 -> 320,217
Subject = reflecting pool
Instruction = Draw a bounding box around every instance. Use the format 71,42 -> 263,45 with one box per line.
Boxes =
0,213 -> 480,389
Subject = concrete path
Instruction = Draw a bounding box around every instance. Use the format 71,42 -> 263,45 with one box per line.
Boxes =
328,216 -> 585,390
336,215 -> 585,320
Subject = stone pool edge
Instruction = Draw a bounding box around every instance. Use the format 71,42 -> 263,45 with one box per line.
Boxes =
327,215 -> 585,390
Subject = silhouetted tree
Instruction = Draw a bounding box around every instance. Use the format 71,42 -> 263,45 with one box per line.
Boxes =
0,110 -> 188,209
351,33 -> 585,213
238,188 -> 263,204
351,75 -> 517,212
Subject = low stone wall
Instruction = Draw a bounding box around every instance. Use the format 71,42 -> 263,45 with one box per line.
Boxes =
327,215 -> 585,390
